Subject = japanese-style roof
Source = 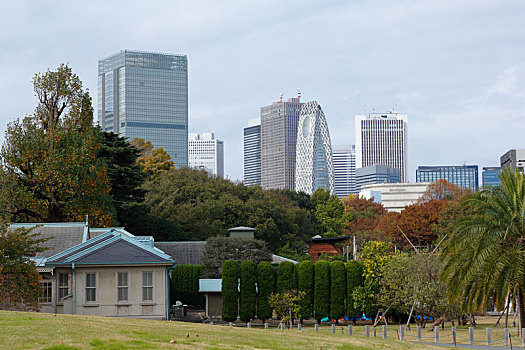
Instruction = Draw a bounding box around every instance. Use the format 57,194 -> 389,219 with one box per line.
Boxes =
310,235 -> 352,244
46,230 -> 175,267
9,222 -> 87,258
89,227 -> 134,239
154,241 -> 206,265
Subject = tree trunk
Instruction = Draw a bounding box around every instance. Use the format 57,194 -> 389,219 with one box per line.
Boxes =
518,287 -> 525,337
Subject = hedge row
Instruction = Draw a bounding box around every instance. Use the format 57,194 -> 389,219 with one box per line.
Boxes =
221,259 -> 365,322
171,264 -> 204,307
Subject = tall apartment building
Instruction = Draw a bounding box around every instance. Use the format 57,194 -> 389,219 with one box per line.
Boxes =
355,165 -> 400,192
260,96 -> 303,190
416,165 -> 479,191
333,145 -> 356,198
188,133 -> 224,178
482,167 -> 501,188
98,50 -> 188,168
500,149 -> 525,172
295,101 -> 334,195
355,112 -> 408,182
243,119 -> 261,187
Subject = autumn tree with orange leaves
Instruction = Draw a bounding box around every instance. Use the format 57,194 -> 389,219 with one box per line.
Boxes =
418,179 -> 469,203
0,64 -> 115,227
342,194 -> 387,244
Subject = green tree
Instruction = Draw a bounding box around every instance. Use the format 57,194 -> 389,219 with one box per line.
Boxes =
256,261 -> 275,322
330,261 -> 346,320
221,260 -> 238,322
313,260 -> 330,323
239,260 -> 257,323
276,261 -> 297,293
269,290 -> 306,328
201,237 -> 272,278
352,241 -> 392,316
297,261 -> 314,321
440,169 -> 525,328
346,260 -> 364,322
97,131 -> 145,227
311,189 -> 349,237
0,223 -> 48,311
0,64 -> 114,227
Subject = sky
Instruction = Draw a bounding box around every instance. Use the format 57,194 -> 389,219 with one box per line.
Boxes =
1,0 -> 524,182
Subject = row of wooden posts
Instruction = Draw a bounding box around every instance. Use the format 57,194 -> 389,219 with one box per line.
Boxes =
227,322 -> 525,346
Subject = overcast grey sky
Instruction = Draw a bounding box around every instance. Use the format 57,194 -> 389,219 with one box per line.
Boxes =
1,0 -> 524,181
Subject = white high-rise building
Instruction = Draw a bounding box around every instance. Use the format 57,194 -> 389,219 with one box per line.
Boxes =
333,145 -> 356,198
355,112 -> 408,182
188,133 -> 224,178
295,101 -> 334,195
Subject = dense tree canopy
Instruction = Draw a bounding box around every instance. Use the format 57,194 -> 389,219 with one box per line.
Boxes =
342,195 -> 386,244
0,65 -> 114,227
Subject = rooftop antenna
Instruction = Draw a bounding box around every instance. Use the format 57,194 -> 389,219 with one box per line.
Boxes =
297,87 -> 301,100
279,92 -> 283,102
364,104 -> 367,115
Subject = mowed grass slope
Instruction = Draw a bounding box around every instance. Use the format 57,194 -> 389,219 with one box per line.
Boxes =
0,311 -> 443,350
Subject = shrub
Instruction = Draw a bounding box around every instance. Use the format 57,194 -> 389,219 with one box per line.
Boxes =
330,261 -> 345,319
239,260 -> 257,322
313,260 -> 330,323
171,265 -> 204,307
297,260 -> 314,320
257,261 -> 275,322
221,260 -> 238,322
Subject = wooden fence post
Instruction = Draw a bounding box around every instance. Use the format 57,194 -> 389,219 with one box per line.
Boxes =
348,325 -> 352,336
451,326 -> 456,345
315,324 -> 319,333
504,328 -> 509,346
365,325 -> 370,337
469,327 -> 473,345
264,323 -> 268,330
486,327 -> 491,345
399,326 -> 404,341
434,326 -> 439,342
417,326 -> 421,342
382,325 -> 387,339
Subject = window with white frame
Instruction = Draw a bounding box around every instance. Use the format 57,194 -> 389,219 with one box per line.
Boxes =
117,272 -> 128,302
85,273 -> 96,302
58,273 -> 69,299
39,280 -> 52,303
142,271 -> 153,301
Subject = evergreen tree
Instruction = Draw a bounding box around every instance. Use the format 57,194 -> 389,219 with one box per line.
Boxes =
297,260 -> 314,321
257,261 -> 274,322
276,261 -> 297,293
346,260 -> 364,323
221,260 -> 239,322
239,260 -> 256,323
330,261 -> 346,320
313,261 -> 330,323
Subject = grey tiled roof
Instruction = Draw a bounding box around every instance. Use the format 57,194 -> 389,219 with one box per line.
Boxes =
8,223 -> 85,258
47,231 -> 174,266
154,242 -> 207,265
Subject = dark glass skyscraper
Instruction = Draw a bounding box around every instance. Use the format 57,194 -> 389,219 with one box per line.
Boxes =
416,165 -> 479,191
98,50 -> 188,168
243,120 -> 261,187
482,167 -> 501,188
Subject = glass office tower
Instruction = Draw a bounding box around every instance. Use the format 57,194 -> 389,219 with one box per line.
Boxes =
98,50 -> 188,168
416,165 -> 479,191
243,119 -> 261,187
482,167 -> 501,187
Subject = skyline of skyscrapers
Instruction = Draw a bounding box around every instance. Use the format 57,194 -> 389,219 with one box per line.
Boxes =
98,50 -> 188,168
295,101 -> 334,195
333,145 -> 356,198
188,132 -> 224,178
243,119 -> 261,187
355,112 -> 408,182
260,96 -> 303,190
416,165 -> 479,191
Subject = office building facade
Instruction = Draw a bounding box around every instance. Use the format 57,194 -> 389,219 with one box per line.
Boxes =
355,165 -> 400,191
500,149 -> 525,172
98,50 -> 188,168
243,119 -> 261,187
260,97 -> 303,190
359,182 -> 430,212
295,101 -> 334,195
188,133 -> 224,178
333,145 -> 356,198
416,165 -> 479,191
482,167 -> 501,188
355,112 -> 408,182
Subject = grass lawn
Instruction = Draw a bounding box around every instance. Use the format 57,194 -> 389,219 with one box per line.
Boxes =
0,311 -> 444,350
